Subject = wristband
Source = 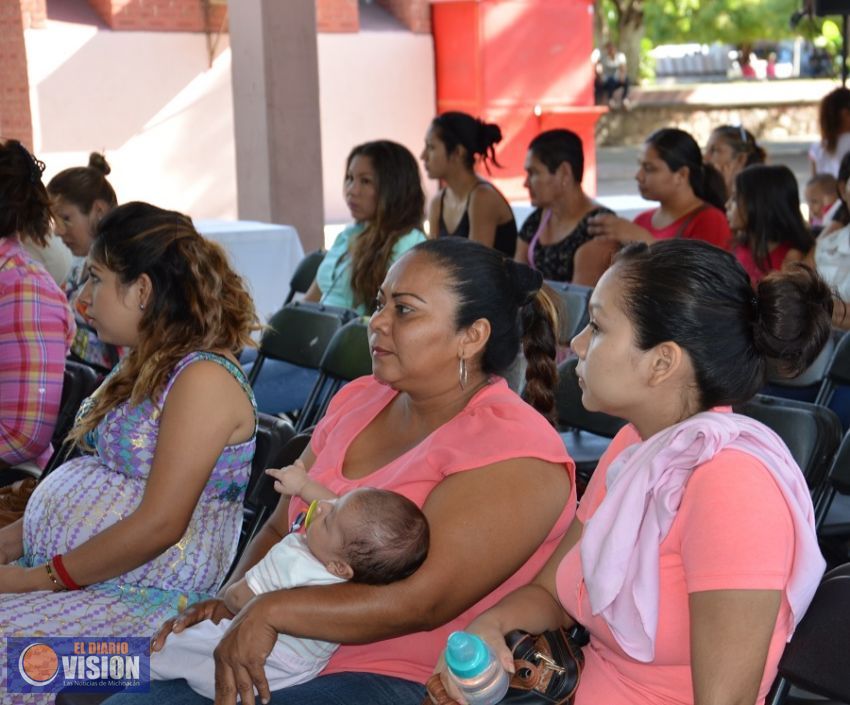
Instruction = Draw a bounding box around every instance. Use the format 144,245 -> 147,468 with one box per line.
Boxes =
51,554 -> 83,591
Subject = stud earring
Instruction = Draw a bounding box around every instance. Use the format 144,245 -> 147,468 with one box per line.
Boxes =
139,303 -> 145,311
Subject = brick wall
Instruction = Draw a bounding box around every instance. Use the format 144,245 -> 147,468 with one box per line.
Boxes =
375,0 -> 430,33
316,0 -> 358,32
89,0 -> 228,32
0,0 -> 33,146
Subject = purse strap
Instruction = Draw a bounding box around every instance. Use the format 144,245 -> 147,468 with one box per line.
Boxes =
673,203 -> 710,239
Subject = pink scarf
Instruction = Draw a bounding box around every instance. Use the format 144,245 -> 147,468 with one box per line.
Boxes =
580,411 -> 826,662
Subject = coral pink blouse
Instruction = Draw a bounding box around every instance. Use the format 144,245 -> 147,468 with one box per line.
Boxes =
558,425 -> 795,705
290,374 -> 576,684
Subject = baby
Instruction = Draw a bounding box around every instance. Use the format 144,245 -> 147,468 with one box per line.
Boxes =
806,173 -> 839,233
151,461 -> 430,699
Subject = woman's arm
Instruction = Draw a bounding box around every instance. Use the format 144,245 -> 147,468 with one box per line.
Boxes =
0,361 -> 254,592
426,193 -> 442,239
514,238 -> 530,264
690,589 -> 782,705
587,213 -> 654,244
212,456 -> 571,705
467,186 -> 503,249
0,519 -> 23,564
302,279 -> 322,303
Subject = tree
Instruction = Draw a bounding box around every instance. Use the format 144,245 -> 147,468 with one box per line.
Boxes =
596,0 -> 645,83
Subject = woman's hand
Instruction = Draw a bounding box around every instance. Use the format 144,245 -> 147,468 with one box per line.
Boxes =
150,598 -> 234,653
0,518 -> 24,565
213,593 -> 280,705
587,213 -> 652,244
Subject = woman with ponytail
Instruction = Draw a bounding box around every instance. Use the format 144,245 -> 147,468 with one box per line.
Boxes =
435,239 -> 831,705
422,112 -> 518,257
587,127 -> 732,253
0,202 -> 261,699
134,237 -> 574,705
48,151 -> 120,371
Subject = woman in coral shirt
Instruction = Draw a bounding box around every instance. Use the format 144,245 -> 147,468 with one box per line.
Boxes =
439,239 -> 831,705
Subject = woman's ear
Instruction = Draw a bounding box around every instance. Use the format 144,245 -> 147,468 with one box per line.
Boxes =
134,273 -> 154,310
91,199 -> 110,222
556,161 -> 574,186
459,317 -> 492,361
646,340 -> 686,388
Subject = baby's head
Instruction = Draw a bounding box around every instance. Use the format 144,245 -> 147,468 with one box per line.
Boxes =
806,173 -> 838,223
305,488 -> 429,584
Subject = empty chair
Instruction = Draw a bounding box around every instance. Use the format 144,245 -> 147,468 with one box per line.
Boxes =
296,318 -> 372,432
546,281 -> 592,346
245,301 -> 357,417
735,394 -> 842,518
555,357 -> 627,491
236,432 -> 313,561
765,562 -> 850,705
284,249 -> 325,305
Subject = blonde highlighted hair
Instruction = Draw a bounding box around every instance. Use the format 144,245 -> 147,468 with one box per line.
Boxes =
68,202 -> 261,447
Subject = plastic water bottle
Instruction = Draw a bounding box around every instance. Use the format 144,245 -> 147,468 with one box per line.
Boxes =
445,631 -> 510,705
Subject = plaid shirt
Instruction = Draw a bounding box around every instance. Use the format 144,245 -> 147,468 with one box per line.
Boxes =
0,236 -> 75,468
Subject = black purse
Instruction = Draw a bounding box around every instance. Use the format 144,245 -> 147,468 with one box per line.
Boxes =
424,627 -> 585,705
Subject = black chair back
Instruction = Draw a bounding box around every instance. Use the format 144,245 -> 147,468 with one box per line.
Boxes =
296,318 -> 371,432
247,301 -> 357,385
766,562 -> 850,705
555,358 -> 627,491
735,394 -> 842,518
815,331 -> 850,408
546,281 -> 592,345
246,413 -> 296,500
284,250 -> 326,305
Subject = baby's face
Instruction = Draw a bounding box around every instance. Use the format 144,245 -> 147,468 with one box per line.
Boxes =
806,185 -> 835,219
305,493 -> 361,569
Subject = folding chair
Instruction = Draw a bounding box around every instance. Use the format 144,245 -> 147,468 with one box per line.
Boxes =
545,281 -> 592,346
236,432 -> 313,561
2,360 -> 101,486
765,562 -> 850,705
735,394 -> 843,518
763,333 -> 836,403
246,301 -> 357,417
296,318 -> 371,432
815,331 -> 850,410
247,412 -> 296,499
815,428 -> 850,535
284,249 -> 325,305
555,357 -> 627,492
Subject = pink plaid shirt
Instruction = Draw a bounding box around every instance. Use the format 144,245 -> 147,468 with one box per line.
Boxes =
0,236 -> 75,468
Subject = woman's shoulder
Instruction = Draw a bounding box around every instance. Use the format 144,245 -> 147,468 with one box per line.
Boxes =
163,352 -> 253,401
391,227 -> 428,256
633,208 -> 657,228
518,208 -> 544,242
432,379 -> 572,467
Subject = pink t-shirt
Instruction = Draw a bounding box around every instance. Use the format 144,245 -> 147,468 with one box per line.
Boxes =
290,374 -> 576,684
557,425 -> 794,705
634,206 -> 732,251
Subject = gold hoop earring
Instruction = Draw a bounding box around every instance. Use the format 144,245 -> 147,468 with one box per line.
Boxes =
458,357 -> 468,390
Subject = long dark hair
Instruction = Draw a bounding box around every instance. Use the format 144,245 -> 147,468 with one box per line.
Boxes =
646,128 -> 726,209
413,238 -> 559,423
346,140 -> 425,311
734,164 -> 814,272
0,140 -> 52,246
819,87 -> 850,154
528,129 -> 585,183
431,112 -> 503,172
615,239 -> 832,410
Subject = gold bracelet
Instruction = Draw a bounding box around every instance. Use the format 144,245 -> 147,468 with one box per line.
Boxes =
45,561 -> 66,592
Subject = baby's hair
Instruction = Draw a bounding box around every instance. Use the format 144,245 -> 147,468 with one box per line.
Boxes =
343,489 -> 429,585
807,173 -> 838,193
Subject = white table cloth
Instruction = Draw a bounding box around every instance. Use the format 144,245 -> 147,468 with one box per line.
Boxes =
195,219 -> 305,322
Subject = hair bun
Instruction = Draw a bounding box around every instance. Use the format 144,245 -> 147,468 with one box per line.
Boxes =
506,259 -> 543,307
88,152 -> 111,176
477,121 -> 503,152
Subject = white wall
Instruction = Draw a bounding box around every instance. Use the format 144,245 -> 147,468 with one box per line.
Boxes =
26,6 -> 436,229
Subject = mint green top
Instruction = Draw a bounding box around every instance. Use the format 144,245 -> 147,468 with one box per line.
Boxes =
316,222 -> 427,314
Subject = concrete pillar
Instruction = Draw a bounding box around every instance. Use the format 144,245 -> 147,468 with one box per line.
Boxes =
228,0 -> 324,251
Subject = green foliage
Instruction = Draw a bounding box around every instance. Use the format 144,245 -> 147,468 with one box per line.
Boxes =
597,0 -> 831,47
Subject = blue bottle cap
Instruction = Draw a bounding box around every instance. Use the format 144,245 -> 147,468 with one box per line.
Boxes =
445,631 -> 491,679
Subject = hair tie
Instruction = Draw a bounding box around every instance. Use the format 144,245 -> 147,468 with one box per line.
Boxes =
506,259 -> 543,307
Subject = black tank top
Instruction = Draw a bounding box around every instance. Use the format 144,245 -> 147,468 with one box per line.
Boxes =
438,183 -> 518,258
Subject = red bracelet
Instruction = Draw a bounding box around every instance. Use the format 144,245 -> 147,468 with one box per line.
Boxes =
51,554 -> 82,591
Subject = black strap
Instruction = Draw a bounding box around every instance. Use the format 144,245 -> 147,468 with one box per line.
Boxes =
673,203 -> 710,239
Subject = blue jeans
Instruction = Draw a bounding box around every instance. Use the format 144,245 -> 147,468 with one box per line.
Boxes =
103,673 -> 426,705
240,351 -> 319,416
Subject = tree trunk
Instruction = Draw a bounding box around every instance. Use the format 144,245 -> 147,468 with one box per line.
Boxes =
618,12 -> 644,84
